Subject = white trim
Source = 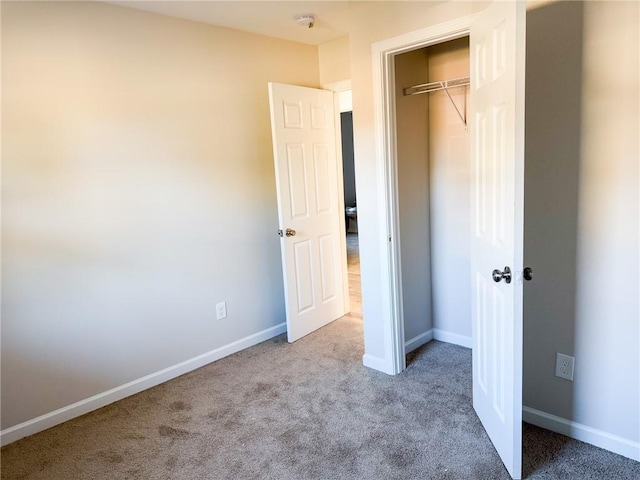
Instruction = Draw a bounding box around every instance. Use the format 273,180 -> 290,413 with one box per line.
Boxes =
405,329 -> 433,353
373,16 -> 477,55
523,406 -> 640,462
332,91 -> 350,317
322,79 -> 352,93
433,329 -> 472,349
0,322 -> 287,447
362,354 -> 396,375
371,15 -> 477,376
403,329 -> 472,353
371,40 -> 396,375
323,81 -> 352,112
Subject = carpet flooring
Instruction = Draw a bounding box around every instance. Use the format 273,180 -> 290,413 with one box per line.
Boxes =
1,314 -> 639,479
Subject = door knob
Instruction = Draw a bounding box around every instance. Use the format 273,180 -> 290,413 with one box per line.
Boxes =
523,267 -> 533,281
492,266 -> 512,284
277,228 -> 297,237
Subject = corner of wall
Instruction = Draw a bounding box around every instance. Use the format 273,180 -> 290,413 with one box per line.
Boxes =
318,36 -> 351,86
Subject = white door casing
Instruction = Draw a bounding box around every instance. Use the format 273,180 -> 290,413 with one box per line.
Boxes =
470,2 -> 525,479
268,83 -> 348,343
371,15 -> 477,376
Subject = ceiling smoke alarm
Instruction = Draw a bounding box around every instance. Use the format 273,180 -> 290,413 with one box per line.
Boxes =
295,14 -> 316,29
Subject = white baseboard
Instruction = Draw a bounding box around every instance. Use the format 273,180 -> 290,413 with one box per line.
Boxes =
362,354 -> 396,375
0,322 -> 287,447
405,329 -> 433,353
433,328 -> 472,349
523,406 -> 640,462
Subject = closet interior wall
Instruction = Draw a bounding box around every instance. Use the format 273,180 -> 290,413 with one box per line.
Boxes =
394,49 -> 432,347
394,38 -> 471,352
427,38 -> 471,344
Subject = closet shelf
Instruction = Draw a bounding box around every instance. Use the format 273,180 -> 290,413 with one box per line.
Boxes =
403,76 -> 470,128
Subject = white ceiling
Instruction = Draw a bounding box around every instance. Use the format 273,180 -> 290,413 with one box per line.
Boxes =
106,1 -> 351,46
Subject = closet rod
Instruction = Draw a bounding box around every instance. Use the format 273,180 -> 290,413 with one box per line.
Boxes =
403,76 -> 470,96
403,75 -> 470,128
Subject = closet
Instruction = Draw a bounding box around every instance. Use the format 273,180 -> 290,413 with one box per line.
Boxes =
393,37 -> 472,353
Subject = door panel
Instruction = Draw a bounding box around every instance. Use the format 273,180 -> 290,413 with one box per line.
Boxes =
313,145 -> 331,213
268,83 -> 347,342
318,233 -> 337,302
293,240 -> 314,313
287,144 -> 308,217
470,1 -> 525,479
284,102 -> 303,128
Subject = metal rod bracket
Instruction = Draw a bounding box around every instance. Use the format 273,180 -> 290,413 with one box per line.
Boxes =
403,76 -> 470,129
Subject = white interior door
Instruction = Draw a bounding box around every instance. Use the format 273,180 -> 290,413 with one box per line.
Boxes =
470,2 -> 525,479
268,83 -> 348,343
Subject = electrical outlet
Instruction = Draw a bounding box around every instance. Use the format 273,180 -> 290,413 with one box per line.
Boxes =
555,353 -> 574,381
216,301 -> 227,320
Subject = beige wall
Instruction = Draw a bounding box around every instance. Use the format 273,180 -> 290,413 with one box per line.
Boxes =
1,1 -> 319,430
524,0 -> 639,446
318,36 -> 351,86
574,0 -> 639,443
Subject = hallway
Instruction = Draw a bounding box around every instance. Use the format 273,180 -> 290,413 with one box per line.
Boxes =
346,233 -> 362,320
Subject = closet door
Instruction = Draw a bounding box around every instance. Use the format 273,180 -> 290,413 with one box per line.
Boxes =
469,1 -> 526,479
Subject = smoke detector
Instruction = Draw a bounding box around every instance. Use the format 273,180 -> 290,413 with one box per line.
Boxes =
295,14 -> 316,29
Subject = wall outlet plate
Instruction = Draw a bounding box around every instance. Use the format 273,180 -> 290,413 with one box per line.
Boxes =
555,352 -> 574,381
216,301 -> 227,320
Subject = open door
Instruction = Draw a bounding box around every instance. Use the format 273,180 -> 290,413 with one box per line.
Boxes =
268,83 -> 348,343
470,1 -> 525,479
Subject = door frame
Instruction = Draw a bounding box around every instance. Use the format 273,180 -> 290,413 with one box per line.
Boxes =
372,15 -> 477,374
323,80 -> 353,315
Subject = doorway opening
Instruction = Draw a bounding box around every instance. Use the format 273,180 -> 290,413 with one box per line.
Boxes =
325,83 -> 362,324
339,108 -> 362,321
394,37 -> 472,361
